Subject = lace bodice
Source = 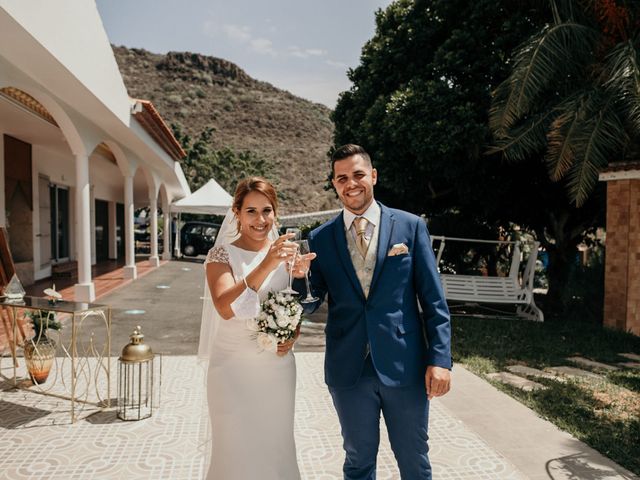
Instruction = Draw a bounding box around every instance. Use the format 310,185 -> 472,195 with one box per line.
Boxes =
206,246 -> 230,265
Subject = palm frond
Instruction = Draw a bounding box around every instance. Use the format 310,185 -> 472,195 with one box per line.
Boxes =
603,39 -> 640,132
564,95 -> 627,206
489,22 -> 597,133
545,92 -> 588,180
487,111 -> 554,162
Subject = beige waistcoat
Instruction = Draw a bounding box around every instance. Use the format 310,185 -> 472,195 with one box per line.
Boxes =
345,222 -> 380,298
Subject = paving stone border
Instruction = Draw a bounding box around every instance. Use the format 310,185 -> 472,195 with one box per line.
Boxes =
487,371 -> 547,391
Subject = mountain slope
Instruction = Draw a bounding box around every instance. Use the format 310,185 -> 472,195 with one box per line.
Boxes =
112,46 -> 339,213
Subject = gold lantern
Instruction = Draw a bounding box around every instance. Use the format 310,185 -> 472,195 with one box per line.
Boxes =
117,326 -> 160,421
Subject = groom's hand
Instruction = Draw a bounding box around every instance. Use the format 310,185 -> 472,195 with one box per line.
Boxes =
425,366 -> 451,400
291,253 -> 317,278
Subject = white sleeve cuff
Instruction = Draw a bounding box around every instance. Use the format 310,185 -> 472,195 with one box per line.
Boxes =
230,284 -> 261,319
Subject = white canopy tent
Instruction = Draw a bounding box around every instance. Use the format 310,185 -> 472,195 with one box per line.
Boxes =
171,178 -> 233,215
170,179 -> 233,256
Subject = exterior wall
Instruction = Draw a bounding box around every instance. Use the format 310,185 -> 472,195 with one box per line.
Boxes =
604,179 -> 640,335
0,0 -> 131,123
0,133 -> 4,228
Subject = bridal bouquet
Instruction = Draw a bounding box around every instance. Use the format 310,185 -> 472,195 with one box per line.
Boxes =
248,291 -> 303,353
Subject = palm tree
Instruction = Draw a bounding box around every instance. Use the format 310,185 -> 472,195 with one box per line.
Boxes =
489,0 -> 640,207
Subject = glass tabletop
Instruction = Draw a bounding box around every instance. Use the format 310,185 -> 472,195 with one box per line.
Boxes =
0,296 -> 107,314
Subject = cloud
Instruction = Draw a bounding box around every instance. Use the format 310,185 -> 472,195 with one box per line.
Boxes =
287,46 -> 328,59
250,38 -> 276,56
222,24 -> 252,43
325,59 -> 348,69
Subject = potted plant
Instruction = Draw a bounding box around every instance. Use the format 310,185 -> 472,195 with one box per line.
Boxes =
23,310 -> 61,384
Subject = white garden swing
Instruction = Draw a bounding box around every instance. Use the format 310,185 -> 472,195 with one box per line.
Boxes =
430,236 -> 544,322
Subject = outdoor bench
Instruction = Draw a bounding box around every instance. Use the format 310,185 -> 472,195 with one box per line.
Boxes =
431,236 -> 544,322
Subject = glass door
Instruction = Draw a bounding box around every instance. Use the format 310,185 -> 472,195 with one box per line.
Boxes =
50,184 -> 69,262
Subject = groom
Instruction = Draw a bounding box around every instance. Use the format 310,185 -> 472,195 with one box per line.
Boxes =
304,144 -> 452,479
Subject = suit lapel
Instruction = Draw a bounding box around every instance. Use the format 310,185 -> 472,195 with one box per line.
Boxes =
332,213 -> 366,299
369,204 -> 394,296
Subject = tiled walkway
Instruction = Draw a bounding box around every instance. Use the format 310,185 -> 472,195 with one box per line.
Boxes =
3,260 -> 638,480
0,353 -> 525,480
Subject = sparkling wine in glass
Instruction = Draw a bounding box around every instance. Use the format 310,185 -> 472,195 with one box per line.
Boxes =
280,228 -> 300,294
296,240 -> 319,304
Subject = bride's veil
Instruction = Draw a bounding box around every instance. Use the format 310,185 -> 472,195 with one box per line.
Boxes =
197,208 -> 240,364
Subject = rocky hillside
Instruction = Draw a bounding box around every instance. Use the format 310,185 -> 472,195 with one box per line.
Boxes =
112,46 -> 339,213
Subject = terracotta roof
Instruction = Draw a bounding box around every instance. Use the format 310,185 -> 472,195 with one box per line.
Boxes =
131,99 -> 186,161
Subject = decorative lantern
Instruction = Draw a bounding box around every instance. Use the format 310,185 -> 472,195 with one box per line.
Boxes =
117,326 -> 160,421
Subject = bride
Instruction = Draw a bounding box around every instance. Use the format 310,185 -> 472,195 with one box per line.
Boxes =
198,177 -> 313,480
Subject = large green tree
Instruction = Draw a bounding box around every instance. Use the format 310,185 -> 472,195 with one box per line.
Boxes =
172,125 -> 271,193
490,0 -> 640,206
332,0 -> 605,315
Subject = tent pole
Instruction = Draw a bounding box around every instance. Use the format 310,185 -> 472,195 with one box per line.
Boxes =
173,212 -> 182,258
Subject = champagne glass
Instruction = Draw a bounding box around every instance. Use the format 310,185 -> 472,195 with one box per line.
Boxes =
295,239 -> 319,303
285,228 -> 301,240
280,228 -> 300,294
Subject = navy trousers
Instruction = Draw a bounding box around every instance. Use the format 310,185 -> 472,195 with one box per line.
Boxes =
329,357 -> 431,480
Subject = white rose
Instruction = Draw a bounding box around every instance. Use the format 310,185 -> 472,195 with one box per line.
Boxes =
256,332 -> 277,352
267,316 -> 278,329
276,313 -> 290,328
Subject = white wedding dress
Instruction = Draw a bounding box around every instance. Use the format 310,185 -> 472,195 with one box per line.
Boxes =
203,244 -> 300,480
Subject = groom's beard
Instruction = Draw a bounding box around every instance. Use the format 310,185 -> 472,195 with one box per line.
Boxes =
341,194 -> 374,215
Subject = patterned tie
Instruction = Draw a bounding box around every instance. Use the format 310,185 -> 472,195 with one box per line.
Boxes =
353,217 -> 369,258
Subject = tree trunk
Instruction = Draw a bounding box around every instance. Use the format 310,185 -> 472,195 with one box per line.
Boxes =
542,210 -> 584,318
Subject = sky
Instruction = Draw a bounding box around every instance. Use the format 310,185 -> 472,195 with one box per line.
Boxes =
95,0 -> 393,108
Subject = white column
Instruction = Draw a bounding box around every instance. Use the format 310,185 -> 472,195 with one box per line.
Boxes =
148,194 -> 159,267
108,201 -> 117,259
0,134 -> 5,228
73,153 -> 95,302
162,199 -> 171,261
123,175 -> 137,279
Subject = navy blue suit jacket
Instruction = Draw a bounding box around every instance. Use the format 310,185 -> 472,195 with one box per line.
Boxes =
306,203 -> 452,389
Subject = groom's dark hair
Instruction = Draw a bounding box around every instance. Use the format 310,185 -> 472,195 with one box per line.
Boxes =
331,144 -> 372,176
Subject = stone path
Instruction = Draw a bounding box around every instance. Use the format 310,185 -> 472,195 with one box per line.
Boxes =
486,352 -> 640,391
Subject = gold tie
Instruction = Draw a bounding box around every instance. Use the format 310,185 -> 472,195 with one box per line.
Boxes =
354,217 -> 369,258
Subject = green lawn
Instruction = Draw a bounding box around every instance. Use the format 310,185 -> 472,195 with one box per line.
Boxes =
452,316 -> 640,475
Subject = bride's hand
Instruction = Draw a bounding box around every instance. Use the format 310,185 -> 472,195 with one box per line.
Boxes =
291,252 -> 316,278
277,324 -> 301,356
263,233 -> 298,270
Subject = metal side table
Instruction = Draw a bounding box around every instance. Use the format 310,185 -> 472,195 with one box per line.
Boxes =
0,296 -> 111,423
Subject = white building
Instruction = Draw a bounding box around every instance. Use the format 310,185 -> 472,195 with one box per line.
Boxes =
0,1 -> 190,301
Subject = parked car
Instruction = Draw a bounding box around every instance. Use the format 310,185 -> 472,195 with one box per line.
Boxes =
180,221 -> 220,257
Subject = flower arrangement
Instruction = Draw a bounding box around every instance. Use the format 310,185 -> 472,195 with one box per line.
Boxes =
248,291 -> 303,353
